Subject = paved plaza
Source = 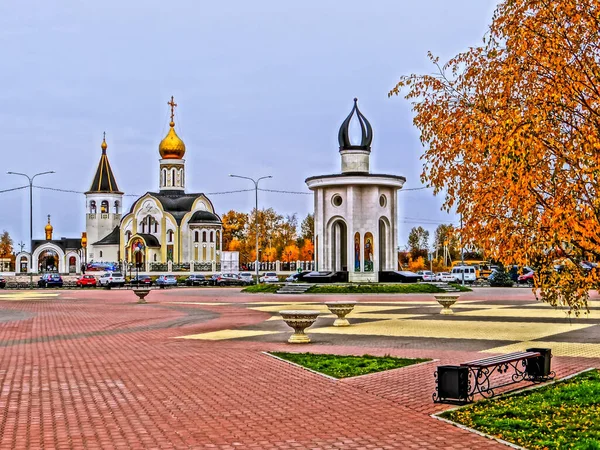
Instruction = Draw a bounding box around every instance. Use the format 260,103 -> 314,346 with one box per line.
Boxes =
0,287 -> 598,449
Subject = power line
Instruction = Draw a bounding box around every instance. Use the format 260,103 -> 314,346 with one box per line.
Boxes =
0,185 -> 28,194
33,185 -> 256,197
259,188 -> 312,195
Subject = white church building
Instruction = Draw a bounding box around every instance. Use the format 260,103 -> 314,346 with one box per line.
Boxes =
306,99 -> 405,282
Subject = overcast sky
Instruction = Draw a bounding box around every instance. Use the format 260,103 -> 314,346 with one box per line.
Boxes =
0,0 -> 498,252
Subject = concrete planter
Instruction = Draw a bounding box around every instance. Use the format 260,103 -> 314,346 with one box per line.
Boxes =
434,294 -> 459,315
325,301 -> 356,326
133,289 -> 150,303
279,310 -> 320,343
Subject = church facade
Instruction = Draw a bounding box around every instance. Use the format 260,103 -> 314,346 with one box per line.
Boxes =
86,97 -> 222,270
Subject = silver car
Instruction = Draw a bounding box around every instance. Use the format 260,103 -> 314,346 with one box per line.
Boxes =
239,272 -> 254,285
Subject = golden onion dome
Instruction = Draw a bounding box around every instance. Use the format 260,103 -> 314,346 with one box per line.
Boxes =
45,215 -> 53,240
159,121 -> 186,159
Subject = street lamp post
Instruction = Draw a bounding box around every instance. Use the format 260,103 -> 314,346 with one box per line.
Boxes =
229,174 -> 272,285
7,171 -> 55,287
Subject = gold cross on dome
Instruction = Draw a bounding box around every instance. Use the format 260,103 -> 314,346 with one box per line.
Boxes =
168,96 -> 177,122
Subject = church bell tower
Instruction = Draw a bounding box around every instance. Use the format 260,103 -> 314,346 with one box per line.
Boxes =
85,133 -> 123,261
158,96 -> 186,192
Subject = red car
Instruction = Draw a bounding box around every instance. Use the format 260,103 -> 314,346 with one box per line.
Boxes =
517,270 -> 534,285
76,275 -> 97,287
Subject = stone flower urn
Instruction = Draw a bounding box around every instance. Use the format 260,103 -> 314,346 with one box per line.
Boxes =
325,301 -> 356,327
133,289 -> 151,304
434,294 -> 459,315
279,310 -> 321,343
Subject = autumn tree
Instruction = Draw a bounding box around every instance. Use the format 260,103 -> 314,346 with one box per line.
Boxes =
0,231 -> 13,257
300,213 -> 314,242
390,0 -> 600,311
282,244 -> 300,262
299,239 -> 314,261
407,226 -> 429,259
221,210 -> 248,251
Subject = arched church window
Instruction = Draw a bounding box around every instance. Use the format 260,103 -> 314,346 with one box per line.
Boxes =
154,254 -> 157,262
114,200 -> 120,214
101,200 -> 109,213
162,168 -> 167,186
90,201 -> 96,214
202,231 -> 207,242
167,230 -> 174,243
194,231 -> 199,243
154,219 -> 158,233
171,168 -> 176,186
126,231 -> 132,243
141,221 -> 146,233
210,231 -> 214,243
99,251 -> 103,258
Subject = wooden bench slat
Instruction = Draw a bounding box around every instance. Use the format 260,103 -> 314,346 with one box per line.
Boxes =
461,351 -> 540,368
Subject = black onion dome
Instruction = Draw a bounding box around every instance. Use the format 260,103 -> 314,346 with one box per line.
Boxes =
189,210 -> 221,224
338,98 -> 373,151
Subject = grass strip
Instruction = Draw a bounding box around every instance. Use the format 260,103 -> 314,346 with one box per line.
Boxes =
441,369 -> 600,450
306,283 -> 451,294
270,352 -> 430,378
242,284 -> 280,293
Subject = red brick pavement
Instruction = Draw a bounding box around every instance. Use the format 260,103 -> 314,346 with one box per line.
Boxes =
0,287 -> 597,449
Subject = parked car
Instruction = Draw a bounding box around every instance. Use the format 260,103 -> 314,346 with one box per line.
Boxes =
239,272 -> 254,285
131,275 -> 153,286
215,273 -> 247,286
285,271 -> 312,282
98,272 -> 125,288
156,275 -> 178,287
416,270 -> 436,282
38,274 -> 63,288
517,269 -> 535,285
378,271 -> 423,283
76,275 -> 97,287
0,277 -> 6,289
434,272 -> 455,283
185,274 -> 208,286
207,274 -> 220,286
451,266 -> 477,283
259,272 -> 279,283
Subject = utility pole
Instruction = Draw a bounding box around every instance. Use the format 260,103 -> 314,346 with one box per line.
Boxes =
7,171 -> 55,287
229,174 -> 272,284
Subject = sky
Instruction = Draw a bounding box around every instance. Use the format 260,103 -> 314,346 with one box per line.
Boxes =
0,0 -> 498,252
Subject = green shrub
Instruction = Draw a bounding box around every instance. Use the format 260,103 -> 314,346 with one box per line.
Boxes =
490,270 -> 514,287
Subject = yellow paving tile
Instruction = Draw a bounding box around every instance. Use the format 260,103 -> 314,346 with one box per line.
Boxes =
250,303 -> 329,312
166,302 -> 230,306
176,329 -> 279,340
266,313 -> 425,321
455,307 -> 595,319
483,341 -> 600,359
0,292 -> 59,301
310,319 -> 592,342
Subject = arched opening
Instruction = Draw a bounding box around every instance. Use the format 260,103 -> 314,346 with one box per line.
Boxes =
210,231 -> 214,243
379,218 -> 389,271
154,218 -> 158,233
90,200 -> 97,214
114,200 -> 120,214
68,256 -> 77,273
364,232 -> 374,272
330,219 -> 347,272
167,230 -> 174,243
100,200 -> 109,213
99,251 -> 103,258
194,231 -> 199,243
202,231 -> 207,242
162,168 -> 167,186
19,256 -> 29,273
38,249 -> 59,273
216,230 -> 220,250
171,168 -> 176,186
126,230 -> 132,243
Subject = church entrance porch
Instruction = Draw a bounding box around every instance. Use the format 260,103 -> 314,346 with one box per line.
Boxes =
38,250 -> 59,273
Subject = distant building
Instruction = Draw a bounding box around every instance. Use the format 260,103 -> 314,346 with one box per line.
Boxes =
306,99 -> 405,282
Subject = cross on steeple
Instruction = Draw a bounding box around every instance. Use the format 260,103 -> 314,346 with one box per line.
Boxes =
168,96 -> 177,124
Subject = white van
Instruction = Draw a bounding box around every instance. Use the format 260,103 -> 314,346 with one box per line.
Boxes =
451,266 -> 477,283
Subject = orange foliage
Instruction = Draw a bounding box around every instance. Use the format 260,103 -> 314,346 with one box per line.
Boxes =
282,244 -> 300,262
299,239 -> 314,261
390,0 -> 600,311
408,256 -> 426,272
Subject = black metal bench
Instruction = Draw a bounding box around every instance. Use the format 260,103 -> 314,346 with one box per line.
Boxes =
434,348 -> 555,404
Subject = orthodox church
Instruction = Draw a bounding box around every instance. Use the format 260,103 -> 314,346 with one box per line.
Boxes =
85,97 -> 222,269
